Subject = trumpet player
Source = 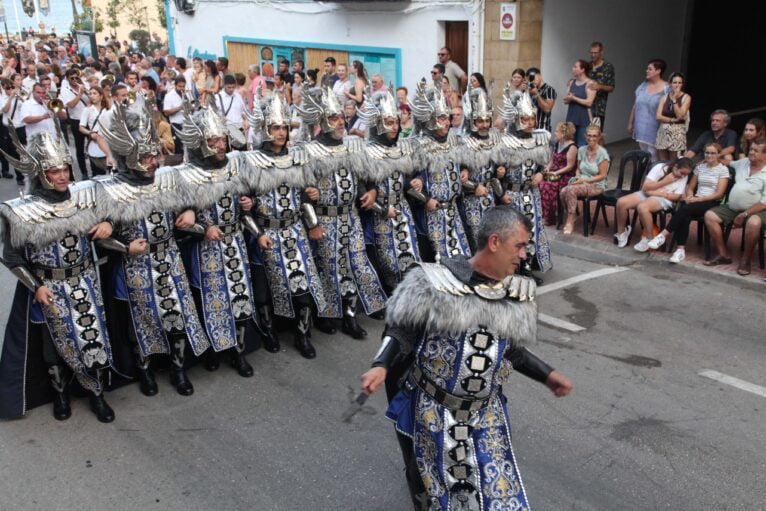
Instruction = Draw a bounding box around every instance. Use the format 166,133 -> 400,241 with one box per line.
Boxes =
20,82 -> 57,139
1,75 -> 26,183
60,68 -> 90,179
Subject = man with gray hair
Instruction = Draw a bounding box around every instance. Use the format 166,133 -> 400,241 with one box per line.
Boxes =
685,109 -> 738,163
361,205 -> 572,509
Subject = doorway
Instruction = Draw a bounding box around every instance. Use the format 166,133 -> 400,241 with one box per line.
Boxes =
445,21 -> 469,74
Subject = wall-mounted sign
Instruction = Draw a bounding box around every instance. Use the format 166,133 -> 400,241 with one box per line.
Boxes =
499,3 -> 517,41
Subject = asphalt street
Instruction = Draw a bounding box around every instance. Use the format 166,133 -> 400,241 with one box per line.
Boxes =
0,178 -> 765,510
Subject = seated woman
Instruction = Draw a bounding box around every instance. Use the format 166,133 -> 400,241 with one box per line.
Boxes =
560,124 -> 609,234
646,143 -> 730,262
539,121 -> 578,225
614,158 -> 694,249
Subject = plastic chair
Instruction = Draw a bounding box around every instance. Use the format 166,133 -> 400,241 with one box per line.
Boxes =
591,150 -> 651,236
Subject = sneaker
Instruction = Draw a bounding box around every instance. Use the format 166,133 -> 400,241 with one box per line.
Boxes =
669,248 -> 685,264
633,237 -> 650,252
647,233 -> 666,250
614,226 -> 632,248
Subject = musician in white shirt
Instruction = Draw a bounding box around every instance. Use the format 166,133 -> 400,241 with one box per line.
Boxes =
59,68 -> 90,178
163,76 -> 186,155
20,83 -> 57,139
215,75 -> 246,130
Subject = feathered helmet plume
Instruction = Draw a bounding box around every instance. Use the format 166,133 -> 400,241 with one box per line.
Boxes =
0,122 -> 72,190
357,84 -> 400,136
174,98 -> 228,158
463,80 -> 494,132
99,91 -> 162,174
410,78 -> 451,132
294,85 -> 344,134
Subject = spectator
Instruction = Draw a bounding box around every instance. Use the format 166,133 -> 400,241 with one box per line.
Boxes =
370,73 -> 387,93
292,71 -> 305,106
563,60 -> 596,146
277,58 -> 293,85
438,46 -> 466,93
441,76 -> 460,108
216,57 -> 229,77
0,78 -> 14,179
345,101 -> 367,138
587,41 -> 615,128
20,82 -> 56,139
539,122 -> 577,225
647,143 -> 730,259
125,70 -> 140,91
560,124 -> 610,234
431,63 -> 445,84
235,73 -> 248,101
509,68 -> 526,94
293,60 -> 304,74
203,59 -> 221,101
703,140 -> 766,274
345,60 -> 368,105
527,67 -> 556,133
396,86 -> 408,106
737,118 -> 765,160
615,158 -> 694,251
628,58 -> 669,161
333,63 -> 352,104
321,56 -> 338,88
152,107 -> 175,158
248,64 -> 267,109
192,57 -> 206,98
399,103 -> 413,138
469,72 -> 487,93
655,72 -> 692,161
162,76 -> 186,155
140,75 -> 158,100
449,105 -> 464,137
684,109 -> 737,164
272,73 -> 291,104
78,85 -> 113,176
22,62 -> 36,92
177,57 -> 193,93
216,74 -> 247,132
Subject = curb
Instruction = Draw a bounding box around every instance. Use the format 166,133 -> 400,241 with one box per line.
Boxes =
549,231 -> 766,292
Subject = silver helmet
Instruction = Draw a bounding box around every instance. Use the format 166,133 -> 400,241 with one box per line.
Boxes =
0,123 -> 72,190
174,98 -> 228,158
295,85 -> 344,134
260,88 -> 291,142
463,82 -> 493,132
497,83 -> 537,132
357,86 -> 400,136
100,91 -> 162,175
410,78 -> 451,132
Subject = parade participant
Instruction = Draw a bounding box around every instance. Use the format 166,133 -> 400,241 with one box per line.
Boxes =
408,79 -> 471,260
295,86 -> 387,339
356,87 -> 421,291
457,84 -> 507,251
243,91 -> 332,358
0,128 -> 116,422
497,88 -> 553,280
95,93 -> 210,397
360,207 -> 572,510
173,100 -> 257,376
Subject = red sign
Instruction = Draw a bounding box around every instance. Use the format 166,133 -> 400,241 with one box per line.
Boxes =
501,13 -> 513,29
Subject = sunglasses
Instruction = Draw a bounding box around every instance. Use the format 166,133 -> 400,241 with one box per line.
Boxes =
437,53 -> 447,56
430,71 -> 439,75
704,151 -> 719,155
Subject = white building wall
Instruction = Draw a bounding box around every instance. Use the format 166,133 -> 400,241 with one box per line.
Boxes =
169,0 -> 479,88
541,0 -> 689,143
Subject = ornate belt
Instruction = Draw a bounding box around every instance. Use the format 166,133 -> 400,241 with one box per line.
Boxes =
409,365 -> 493,418
34,258 -> 93,280
254,213 -> 299,229
217,223 -> 238,235
148,238 -> 174,254
506,182 -> 532,193
315,205 -> 351,217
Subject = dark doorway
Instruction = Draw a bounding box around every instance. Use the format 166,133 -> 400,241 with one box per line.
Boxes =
445,21 -> 468,74
685,1 -> 766,134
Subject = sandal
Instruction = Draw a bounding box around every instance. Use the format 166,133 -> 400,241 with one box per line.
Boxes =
703,256 -> 733,267
562,224 -> 574,235
736,260 -> 751,276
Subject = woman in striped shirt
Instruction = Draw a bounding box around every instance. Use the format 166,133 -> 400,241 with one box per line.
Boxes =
645,142 -> 730,262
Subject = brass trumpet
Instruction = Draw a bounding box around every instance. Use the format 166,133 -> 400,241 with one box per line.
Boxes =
15,89 -> 30,101
47,97 -> 65,113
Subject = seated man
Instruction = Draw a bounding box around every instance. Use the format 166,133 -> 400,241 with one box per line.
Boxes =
685,109 -> 737,164
704,139 -> 766,275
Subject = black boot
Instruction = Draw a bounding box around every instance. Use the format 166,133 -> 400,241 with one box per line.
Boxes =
341,295 -> 367,340
135,355 -> 158,396
230,326 -> 254,377
89,394 -> 115,423
48,365 -> 71,420
204,349 -> 220,371
294,306 -> 316,359
369,309 -> 386,320
170,336 -> 194,396
1,171 -> 12,179
258,305 -> 280,353
314,317 -> 337,335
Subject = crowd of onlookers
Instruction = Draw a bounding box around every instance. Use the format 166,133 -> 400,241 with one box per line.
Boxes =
0,32 -> 763,281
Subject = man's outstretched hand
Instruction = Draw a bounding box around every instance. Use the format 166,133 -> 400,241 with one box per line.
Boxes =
545,370 -> 573,397
360,367 -> 387,395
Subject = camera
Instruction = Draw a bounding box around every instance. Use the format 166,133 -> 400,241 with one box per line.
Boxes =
527,71 -> 537,90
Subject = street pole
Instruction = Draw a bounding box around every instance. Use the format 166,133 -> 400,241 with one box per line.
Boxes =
11,0 -> 22,39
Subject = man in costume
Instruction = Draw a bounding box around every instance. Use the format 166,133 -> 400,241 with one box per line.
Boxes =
94,93 -> 210,397
457,84 -> 507,252
497,89 -> 553,281
173,100 -> 256,377
361,206 -> 572,510
356,88 -> 421,292
0,127 -> 116,422
409,80 -> 471,261
243,91 -> 331,359
295,86 -> 387,340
